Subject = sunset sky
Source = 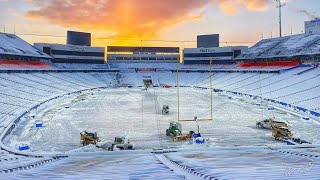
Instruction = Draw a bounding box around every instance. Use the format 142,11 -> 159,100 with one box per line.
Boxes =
0,0 -> 319,47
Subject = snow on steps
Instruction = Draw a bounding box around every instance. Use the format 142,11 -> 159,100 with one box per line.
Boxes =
155,153 -> 217,180
0,156 -> 67,173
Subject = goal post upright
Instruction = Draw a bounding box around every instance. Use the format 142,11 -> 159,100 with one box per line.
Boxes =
210,56 -> 213,120
176,56 -> 213,122
176,57 -> 180,122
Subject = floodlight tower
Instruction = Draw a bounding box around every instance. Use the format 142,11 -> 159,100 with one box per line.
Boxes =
275,0 -> 286,37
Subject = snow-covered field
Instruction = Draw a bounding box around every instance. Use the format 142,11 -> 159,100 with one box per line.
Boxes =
5,87 -> 320,153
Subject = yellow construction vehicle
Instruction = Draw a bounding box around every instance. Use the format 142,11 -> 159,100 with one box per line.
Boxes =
143,77 -> 153,90
80,131 -> 100,146
272,126 -> 293,141
166,122 -> 194,142
172,131 -> 194,142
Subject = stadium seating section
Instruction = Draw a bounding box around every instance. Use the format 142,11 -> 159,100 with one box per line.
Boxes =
1,65 -> 320,136
237,33 -> 320,60
0,33 -> 52,60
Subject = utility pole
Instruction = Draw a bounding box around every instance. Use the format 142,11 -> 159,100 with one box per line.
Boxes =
275,0 -> 286,37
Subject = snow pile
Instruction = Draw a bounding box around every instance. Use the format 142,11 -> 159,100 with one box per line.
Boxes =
68,144 -> 104,153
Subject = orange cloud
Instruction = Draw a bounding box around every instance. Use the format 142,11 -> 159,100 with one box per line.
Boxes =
211,0 -> 272,15
26,0 -> 208,43
25,0 -> 271,46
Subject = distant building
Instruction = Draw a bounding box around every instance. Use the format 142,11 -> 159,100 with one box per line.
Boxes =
197,34 -> 219,48
106,46 -> 180,63
183,46 -> 248,65
67,31 -> 91,46
34,43 -> 104,64
305,19 -> 320,34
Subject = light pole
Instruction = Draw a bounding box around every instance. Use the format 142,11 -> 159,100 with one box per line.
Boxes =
275,0 -> 286,37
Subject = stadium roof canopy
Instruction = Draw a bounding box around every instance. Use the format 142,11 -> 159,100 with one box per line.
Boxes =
236,33 -> 320,61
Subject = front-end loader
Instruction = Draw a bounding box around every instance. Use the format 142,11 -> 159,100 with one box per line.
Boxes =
80,131 -> 100,146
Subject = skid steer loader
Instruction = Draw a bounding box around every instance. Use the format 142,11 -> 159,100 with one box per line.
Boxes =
110,136 -> 135,151
162,105 -> 169,114
256,117 -> 288,129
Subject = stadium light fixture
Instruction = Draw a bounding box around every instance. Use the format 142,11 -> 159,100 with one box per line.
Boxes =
275,0 -> 286,37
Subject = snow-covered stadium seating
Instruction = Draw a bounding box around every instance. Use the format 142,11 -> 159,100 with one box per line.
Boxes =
53,62 -> 295,72
0,33 -> 52,60
189,66 -> 320,116
0,72 -> 112,135
0,65 -> 320,137
52,63 -> 111,69
0,32 -> 53,70
237,33 -> 320,60
0,69 -> 320,179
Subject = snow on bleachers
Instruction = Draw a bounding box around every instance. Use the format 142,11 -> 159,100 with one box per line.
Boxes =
251,76 -> 319,110
186,66 -> 320,113
53,62 -> 241,71
0,68 -> 320,134
90,73 -> 116,86
0,33 -> 51,59
75,73 -> 106,87
237,33 -> 320,60
0,72 -> 110,130
300,37 -> 320,55
240,38 -> 284,59
0,33 -> 53,70
61,73 -> 99,88
52,63 -> 110,70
